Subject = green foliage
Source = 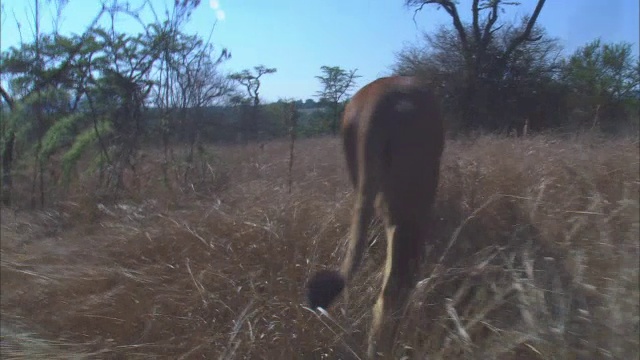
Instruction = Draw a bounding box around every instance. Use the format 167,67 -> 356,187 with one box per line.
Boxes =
0,0 -> 236,206
61,120 -> 113,184
562,39 -> 639,101
1,33 -> 91,98
2,88 -> 73,158
315,66 -> 360,134
261,102 -> 290,138
1,102 -> 19,141
40,113 -> 84,160
314,66 -> 360,104
561,39 -> 640,131
297,108 -> 332,137
5,102 -> 36,153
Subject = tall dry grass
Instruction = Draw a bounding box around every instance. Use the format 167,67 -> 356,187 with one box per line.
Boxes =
1,133 -> 638,359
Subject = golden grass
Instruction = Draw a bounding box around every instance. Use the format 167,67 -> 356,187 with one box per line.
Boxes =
1,133 -> 638,359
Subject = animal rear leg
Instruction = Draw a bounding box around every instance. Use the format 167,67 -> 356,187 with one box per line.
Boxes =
339,171 -> 377,328
340,172 -> 378,283
368,224 -> 424,359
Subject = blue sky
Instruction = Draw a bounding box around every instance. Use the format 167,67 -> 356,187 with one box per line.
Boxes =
1,0 -> 638,102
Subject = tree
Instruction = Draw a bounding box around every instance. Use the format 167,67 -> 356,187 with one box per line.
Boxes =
229,65 -> 277,142
403,0 -> 547,131
150,20 -> 232,184
0,0 -> 108,206
315,65 -> 360,134
0,86 -> 15,205
395,23 -> 564,132
304,98 -> 316,108
0,0 -> 225,205
561,39 -> 640,131
137,0 -> 232,188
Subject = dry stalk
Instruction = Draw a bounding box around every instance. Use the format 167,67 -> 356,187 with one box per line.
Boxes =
219,299 -> 256,360
186,258 -> 207,305
303,306 -> 363,360
445,298 -> 472,345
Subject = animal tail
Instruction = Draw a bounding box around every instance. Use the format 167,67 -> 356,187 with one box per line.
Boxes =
307,143 -> 380,310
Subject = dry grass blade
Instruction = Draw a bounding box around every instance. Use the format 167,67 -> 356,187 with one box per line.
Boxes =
303,306 -> 364,360
445,298 -> 472,345
219,300 -> 256,360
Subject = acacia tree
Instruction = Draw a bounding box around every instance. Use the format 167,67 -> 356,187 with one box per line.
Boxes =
229,65 -> 277,142
315,65 -> 360,134
561,39 -> 640,131
0,0 -> 231,205
1,1 -> 107,206
403,0 -> 547,130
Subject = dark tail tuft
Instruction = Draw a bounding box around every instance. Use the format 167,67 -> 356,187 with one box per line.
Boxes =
307,270 -> 345,309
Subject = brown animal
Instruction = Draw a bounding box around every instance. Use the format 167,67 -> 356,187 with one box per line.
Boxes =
307,76 -> 445,358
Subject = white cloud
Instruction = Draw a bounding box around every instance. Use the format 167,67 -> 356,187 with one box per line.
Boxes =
216,9 -> 226,21
209,0 -> 219,10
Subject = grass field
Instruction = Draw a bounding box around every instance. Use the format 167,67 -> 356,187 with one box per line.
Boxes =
1,132 -> 638,359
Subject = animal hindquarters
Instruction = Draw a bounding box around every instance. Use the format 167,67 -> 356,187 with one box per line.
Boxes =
367,89 -> 443,358
306,76 -> 444,359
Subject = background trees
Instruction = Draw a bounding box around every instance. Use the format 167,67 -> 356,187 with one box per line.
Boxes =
396,0 -> 638,134
0,0 -> 231,205
229,65 -> 278,143
399,0 -> 549,132
561,40 -> 640,132
0,0 -> 638,208
314,66 -> 360,134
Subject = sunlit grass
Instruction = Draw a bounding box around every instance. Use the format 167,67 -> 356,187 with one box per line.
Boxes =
2,132 -> 638,359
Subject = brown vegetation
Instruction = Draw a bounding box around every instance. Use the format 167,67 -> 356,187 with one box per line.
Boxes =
1,133 -> 638,359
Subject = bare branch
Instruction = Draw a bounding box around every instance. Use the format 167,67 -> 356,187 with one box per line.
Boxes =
481,0 -> 500,47
502,0 -> 546,61
472,0 -> 481,44
408,1 -> 469,53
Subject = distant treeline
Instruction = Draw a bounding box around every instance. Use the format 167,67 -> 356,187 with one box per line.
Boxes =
142,102 -> 331,145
